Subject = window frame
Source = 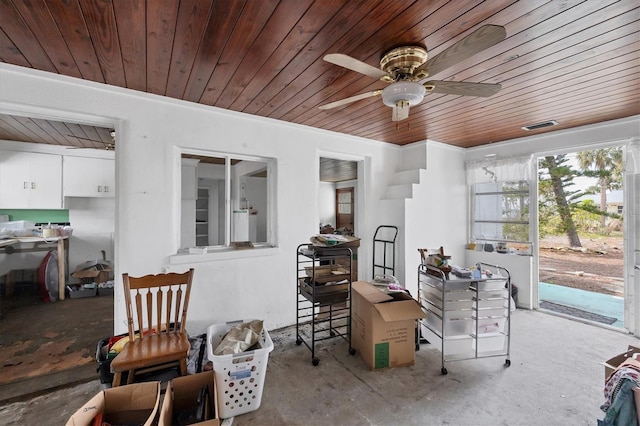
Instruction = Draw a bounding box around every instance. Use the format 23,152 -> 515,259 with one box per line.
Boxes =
470,180 -> 533,254
177,149 -> 277,256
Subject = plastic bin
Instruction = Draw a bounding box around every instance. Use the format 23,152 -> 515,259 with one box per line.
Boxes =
473,279 -> 508,291
472,332 -> 507,353
96,337 -> 116,386
206,319 -> 274,419
475,316 -> 507,334
425,311 -> 474,335
0,220 -> 36,230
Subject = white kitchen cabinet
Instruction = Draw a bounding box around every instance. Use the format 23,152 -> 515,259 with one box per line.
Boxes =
0,151 -> 63,208
63,156 -> 115,197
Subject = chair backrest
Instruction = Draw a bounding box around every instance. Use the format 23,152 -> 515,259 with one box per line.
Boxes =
418,248 -> 427,265
121,268 -> 194,341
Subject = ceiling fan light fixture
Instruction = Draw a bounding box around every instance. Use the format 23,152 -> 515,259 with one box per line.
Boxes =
382,81 -> 425,107
392,100 -> 411,122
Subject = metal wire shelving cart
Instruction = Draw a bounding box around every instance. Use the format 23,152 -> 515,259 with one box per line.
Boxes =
418,262 -> 512,374
296,243 -> 355,366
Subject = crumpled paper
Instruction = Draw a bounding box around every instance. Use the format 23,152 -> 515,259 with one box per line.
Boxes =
214,320 -> 263,355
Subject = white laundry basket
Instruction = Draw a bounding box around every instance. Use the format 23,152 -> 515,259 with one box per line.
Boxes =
206,319 -> 274,419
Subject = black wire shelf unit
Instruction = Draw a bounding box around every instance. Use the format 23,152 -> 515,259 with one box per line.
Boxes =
296,243 -> 356,366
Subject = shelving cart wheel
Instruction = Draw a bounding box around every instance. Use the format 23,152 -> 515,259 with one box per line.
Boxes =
312,358 -> 320,366
330,330 -> 336,337
441,367 -> 448,375
349,347 -> 356,355
505,359 -> 511,367
296,336 -> 303,345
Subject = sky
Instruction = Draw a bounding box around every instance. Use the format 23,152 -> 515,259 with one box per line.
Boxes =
538,151 -> 624,204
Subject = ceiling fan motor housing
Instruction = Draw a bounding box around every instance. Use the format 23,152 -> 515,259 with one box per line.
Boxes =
380,46 -> 428,81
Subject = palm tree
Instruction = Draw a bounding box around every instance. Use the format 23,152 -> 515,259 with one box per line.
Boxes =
576,148 -> 623,229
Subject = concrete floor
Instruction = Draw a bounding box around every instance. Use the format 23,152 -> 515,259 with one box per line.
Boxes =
1,309 -> 639,425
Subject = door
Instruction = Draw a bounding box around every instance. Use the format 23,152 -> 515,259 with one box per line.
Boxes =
537,150 -> 625,328
335,187 -> 354,233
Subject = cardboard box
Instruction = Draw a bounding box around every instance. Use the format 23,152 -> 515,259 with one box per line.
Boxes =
602,345 -> 640,381
71,259 -> 113,284
159,370 -> 220,426
351,281 -> 426,370
66,381 -> 160,426
310,234 -> 360,248
71,267 -> 112,284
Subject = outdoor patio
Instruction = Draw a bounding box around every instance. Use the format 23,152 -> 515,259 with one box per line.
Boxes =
539,281 -> 624,329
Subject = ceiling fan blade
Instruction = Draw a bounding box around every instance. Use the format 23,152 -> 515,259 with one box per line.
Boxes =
65,134 -> 115,150
425,80 -> 502,97
415,25 -> 506,78
318,90 -> 382,110
324,53 -> 390,80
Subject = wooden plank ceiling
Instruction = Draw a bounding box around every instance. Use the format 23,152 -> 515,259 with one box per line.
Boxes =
0,0 -> 638,150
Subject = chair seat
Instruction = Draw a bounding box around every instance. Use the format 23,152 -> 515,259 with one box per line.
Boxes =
111,332 -> 190,372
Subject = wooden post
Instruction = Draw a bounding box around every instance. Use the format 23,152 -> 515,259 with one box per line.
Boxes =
58,237 -> 65,300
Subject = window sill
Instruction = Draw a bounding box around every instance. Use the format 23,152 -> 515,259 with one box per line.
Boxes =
466,249 -> 532,257
169,245 -> 280,264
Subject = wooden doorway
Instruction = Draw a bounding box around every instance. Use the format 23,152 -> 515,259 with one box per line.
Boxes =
336,187 -> 354,233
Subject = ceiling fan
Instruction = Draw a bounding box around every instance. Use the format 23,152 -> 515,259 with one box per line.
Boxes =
66,130 -> 116,150
319,25 -> 506,122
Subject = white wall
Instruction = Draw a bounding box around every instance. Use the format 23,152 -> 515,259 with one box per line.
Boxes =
0,64 -> 406,335
403,141 -> 468,296
318,182 -> 335,228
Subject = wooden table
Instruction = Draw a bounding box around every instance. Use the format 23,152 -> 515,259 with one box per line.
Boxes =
0,236 -> 69,300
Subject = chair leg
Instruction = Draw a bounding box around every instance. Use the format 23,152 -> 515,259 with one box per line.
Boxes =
126,369 -> 135,385
112,372 -> 122,387
179,358 -> 188,376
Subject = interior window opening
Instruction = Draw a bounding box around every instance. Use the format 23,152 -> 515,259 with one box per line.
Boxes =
180,153 -> 273,252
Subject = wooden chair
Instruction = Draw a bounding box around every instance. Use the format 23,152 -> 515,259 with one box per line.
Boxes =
110,268 -> 194,387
